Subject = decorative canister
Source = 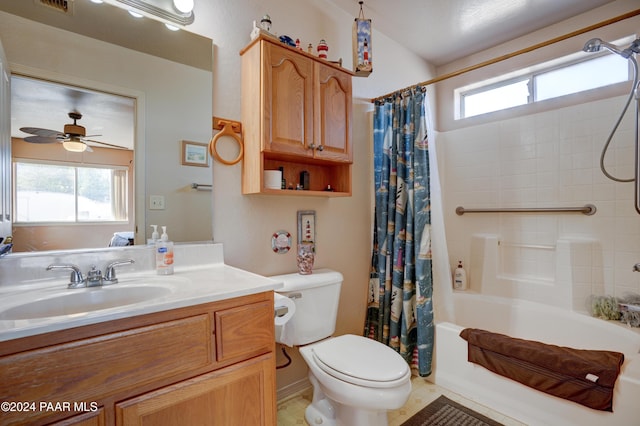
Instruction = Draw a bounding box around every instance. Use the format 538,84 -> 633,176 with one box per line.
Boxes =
297,242 -> 314,275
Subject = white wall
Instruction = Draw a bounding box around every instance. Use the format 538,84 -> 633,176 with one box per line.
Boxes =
438,1 -> 640,310
188,0 -> 433,396
0,0 -> 434,398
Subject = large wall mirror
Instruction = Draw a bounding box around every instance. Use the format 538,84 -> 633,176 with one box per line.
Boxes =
0,0 -> 214,253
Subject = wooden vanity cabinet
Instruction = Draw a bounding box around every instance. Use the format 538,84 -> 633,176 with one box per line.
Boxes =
0,292 -> 276,426
241,36 -> 353,196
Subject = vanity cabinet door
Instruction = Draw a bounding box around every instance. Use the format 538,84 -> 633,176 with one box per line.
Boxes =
0,315 -> 211,425
115,354 -> 276,426
214,300 -> 274,367
49,408 -> 106,426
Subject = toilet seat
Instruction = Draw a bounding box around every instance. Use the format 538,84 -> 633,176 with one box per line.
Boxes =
310,334 -> 411,389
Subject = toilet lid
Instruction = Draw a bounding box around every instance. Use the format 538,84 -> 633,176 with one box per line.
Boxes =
311,334 -> 410,388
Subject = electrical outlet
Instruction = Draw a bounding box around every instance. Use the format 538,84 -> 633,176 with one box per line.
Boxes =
149,195 -> 165,210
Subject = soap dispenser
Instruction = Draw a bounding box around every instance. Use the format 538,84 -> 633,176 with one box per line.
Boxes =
156,226 -> 174,275
148,225 -> 159,245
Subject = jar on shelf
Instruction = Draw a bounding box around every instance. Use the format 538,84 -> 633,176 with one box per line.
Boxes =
297,242 -> 314,275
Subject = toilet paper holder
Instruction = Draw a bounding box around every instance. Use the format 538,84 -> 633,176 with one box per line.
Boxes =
274,306 -> 289,318
274,292 -> 299,319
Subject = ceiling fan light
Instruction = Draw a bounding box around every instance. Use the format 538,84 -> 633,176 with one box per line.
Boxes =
63,140 -> 87,152
173,0 -> 194,14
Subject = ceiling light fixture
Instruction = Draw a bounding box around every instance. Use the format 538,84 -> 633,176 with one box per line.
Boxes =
101,0 -> 195,27
63,139 -> 88,152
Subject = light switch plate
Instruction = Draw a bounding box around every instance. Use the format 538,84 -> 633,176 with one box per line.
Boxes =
149,195 -> 165,210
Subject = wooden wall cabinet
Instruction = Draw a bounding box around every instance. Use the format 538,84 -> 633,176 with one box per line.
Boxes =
241,36 -> 353,196
0,292 -> 276,426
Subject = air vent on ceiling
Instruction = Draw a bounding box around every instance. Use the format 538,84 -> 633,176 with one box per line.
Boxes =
37,0 -> 71,13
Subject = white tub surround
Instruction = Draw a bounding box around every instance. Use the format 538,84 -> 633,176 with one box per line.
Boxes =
469,234 -> 602,311
0,242 -> 283,341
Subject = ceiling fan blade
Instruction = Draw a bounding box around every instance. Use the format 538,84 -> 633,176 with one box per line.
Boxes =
84,138 -> 130,150
23,135 -> 60,144
20,127 -> 64,138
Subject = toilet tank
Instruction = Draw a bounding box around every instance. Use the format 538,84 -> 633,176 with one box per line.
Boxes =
271,269 -> 343,346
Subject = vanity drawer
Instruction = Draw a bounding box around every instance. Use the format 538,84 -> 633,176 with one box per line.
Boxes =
214,300 -> 274,365
0,314 -> 211,425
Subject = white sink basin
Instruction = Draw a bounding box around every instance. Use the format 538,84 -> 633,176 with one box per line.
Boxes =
0,281 -> 181,320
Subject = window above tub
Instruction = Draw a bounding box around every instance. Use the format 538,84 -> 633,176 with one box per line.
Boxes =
455,36 -> 635,120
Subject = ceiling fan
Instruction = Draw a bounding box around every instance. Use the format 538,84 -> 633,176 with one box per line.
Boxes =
19,112 -> 129,153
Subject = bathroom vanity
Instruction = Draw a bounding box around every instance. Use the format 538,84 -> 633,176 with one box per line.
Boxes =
0,243 -> 281,426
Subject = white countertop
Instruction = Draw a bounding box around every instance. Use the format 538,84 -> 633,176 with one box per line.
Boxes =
0,263 -> 283,342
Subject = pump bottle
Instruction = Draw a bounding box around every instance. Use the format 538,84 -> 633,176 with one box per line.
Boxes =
148,225 -> 159,245
156,226 -> 174,275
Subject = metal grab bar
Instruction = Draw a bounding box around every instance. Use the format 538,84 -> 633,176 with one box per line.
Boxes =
455,204 -> 596,216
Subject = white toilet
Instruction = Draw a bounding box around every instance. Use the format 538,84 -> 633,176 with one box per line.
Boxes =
272,269 -> 411,426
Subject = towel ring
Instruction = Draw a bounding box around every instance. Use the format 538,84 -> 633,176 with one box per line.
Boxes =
209,121 -> 243,165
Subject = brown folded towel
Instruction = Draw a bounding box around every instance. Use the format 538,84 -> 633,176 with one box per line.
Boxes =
460,328 -> 625,412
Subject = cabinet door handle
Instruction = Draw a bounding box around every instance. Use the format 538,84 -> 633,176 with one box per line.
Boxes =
316,145 -> 324,151
308,143 -> 316,150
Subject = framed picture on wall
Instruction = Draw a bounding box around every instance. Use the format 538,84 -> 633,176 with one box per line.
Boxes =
181,140 -> 209,167
297,210 -> 316,245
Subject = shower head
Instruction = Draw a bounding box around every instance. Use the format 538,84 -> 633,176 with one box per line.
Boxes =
583,38 -> 603,53
583,38 -> 631,58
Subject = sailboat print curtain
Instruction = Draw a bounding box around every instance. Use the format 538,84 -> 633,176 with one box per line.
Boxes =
365,87 -> 434,377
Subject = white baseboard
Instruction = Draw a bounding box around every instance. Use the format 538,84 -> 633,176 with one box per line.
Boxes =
277,377 -> 312,402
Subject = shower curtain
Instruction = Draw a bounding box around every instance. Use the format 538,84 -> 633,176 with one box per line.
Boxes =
365,86 -> 443,377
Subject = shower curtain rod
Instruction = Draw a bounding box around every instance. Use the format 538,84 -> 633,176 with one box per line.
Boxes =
371,8 -> 640,103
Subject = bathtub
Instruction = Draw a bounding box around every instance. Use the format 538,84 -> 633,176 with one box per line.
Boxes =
430,292 -> 640,426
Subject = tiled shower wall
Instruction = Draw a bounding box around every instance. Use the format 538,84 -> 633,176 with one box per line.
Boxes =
441,94 -> 640,304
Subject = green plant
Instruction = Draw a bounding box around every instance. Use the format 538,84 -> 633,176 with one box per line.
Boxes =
589,295 -> 621,321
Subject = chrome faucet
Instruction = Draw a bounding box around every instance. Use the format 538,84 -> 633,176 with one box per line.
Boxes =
103,259 -> 135,285
46,264 -> 85,288
47,259 -> 135,288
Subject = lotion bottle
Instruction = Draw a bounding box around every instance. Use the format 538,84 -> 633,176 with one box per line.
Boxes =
156,226 -> 174,275
453,260 -> 467,290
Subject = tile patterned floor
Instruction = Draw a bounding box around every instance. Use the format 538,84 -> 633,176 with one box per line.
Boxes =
276,375 -> 527,425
